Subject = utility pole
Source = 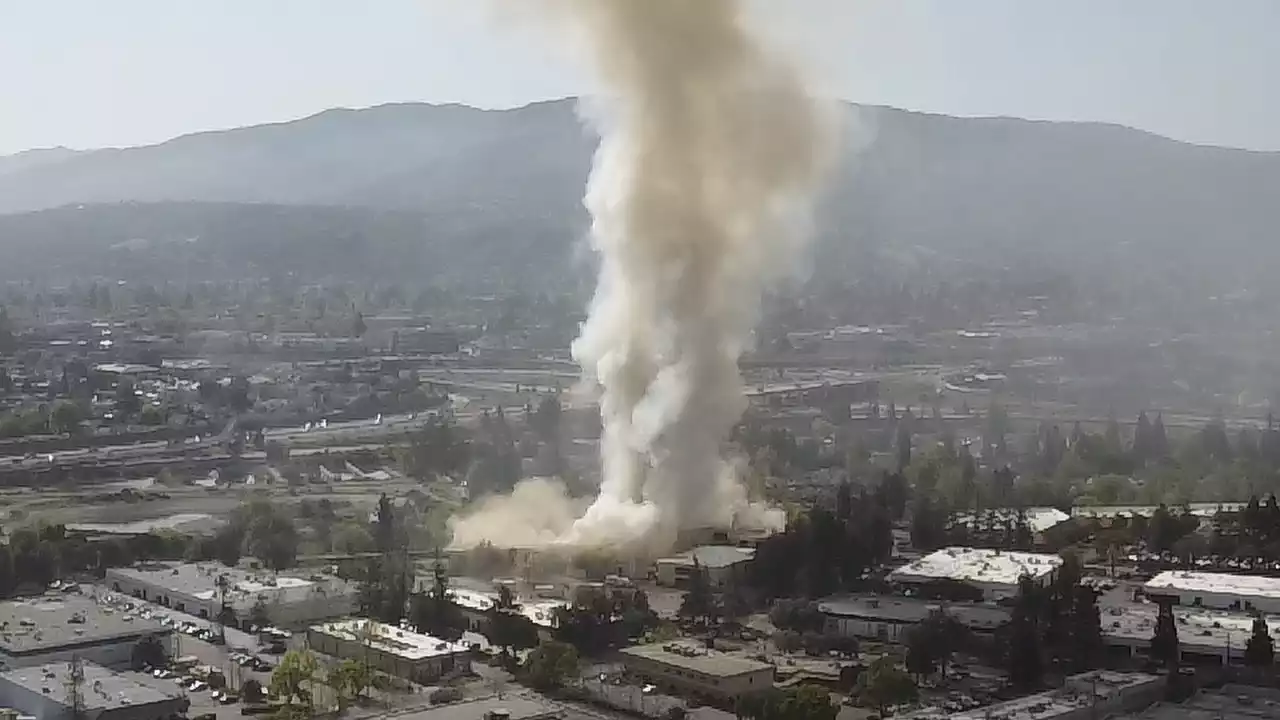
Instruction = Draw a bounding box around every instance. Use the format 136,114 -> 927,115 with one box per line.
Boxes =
66,654 -> 85,720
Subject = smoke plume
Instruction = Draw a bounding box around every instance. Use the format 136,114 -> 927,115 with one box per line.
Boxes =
449,0 -> 837,553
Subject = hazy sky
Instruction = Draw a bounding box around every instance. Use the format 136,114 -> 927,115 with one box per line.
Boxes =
2,0 -> 1277,155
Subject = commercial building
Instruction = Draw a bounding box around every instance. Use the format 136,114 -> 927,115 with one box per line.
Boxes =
619,642 -> 773,705
654,546 -> 755,589
901,671 -> 1162,720
817,595 -> 1011,643
1099,603 -> 1280,665
307,619 -> 470,684
951,508 -> 1073,546
0,596 -> 172,670
0,660 -> 187,720
1118,684 -> 1280,720
391,694 -> 563,720
890,547 -> 1063,600
450,589 -> 567,639
1143,571 -> 1280,614
105,563 -> 357,629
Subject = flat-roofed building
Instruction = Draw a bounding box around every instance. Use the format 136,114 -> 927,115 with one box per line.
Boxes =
391,694 -> 563,720
619,642 -> 773,705
890,547 -> 1063,600
1144,571 -> 1280,614
307,619 -> 470,684
900,671 -> 1162,720
105,563 -> 357,629
818,595 -> 1011,643
1100,602 -> 1280,665
1117,684 -> 1280,720
0,660 -> 187,720
0,596 -> 172,670
654,546 -> 755,589
450,588 -> 567,639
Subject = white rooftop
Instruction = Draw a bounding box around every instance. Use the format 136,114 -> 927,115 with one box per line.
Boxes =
620,641 -> 773,678
450,589 -> 567,629
891,547 -> 1063,588
1100,603 -> 1280,653
953,507 -> 1071,534
1145,571 -> 1280,602
310,619 -> 468,661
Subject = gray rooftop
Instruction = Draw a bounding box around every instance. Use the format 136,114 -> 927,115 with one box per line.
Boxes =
1120,685 -> 1280,720
1,661 -> 177,711
1100,603 -> 1280,653
902,671 -> 1161,720
621,642 -> 773,678
392,694 -> 562,720
0,595 -> 168,655
108,562 -> 355,612
818,595 -> 1011,630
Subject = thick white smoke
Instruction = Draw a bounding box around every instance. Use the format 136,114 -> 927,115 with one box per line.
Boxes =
449,0 -> 838,554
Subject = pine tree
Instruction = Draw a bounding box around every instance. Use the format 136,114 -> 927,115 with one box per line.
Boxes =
1244,614 -> 1274,667
1007,576 -> 1045,690
1150,601 -> 1179,670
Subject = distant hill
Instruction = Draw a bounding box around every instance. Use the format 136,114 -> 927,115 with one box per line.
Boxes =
1,98 -> 1278,286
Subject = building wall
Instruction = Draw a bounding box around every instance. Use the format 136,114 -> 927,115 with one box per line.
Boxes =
0,677 -> 185,720
654,563 -> 743,590
822,615 -> 911,643
1146,588 -> 1280,615
306,628 -> 469,684
620,655 -> 772,703
105,570 -> 357,629
0,633 -> 174,671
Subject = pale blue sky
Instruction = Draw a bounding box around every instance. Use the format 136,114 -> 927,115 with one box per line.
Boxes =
1,0 -> 1277,154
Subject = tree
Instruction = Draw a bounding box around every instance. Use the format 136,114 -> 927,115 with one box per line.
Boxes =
678,559 -> 716,625
115,377 -> 141,418
1150,601 -> 1179,671
269,649 -> 319,714
49,401 -> 84,436
1008,576 -> 1045,690
856,657 -> 918,717
351,311 -> 367,338
331,657 -> 373,703
487,589 -> 538,661
896,423 -> 913,471
241,678 -> 265,704
737,687 -> 837,720
131,635 -> 168,670
523,640 -> 579,691
905,627 -> 937,681
411,550 -> 465,641
918,608 -> 967,680
245,503 -> 298,570
1071,584 -> 1104,672
1244,613 -> 1274,668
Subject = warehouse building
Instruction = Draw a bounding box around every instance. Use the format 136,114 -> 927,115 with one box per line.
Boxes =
0,596 -> 172,670
890,547 -> 1063,600
1143,571 -> 1280,614
1100,603 -> 1280,665
900,671 -> 1161,720
307,619 -> 470,684
654,546 -> 755,590
619,642 -> 773,705
105,563 -> 357,628
0,660 -> 187,720
818,595 -> 1012,643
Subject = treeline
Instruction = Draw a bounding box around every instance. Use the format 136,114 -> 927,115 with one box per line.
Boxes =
0,524 -> 196,597
748,476 -> 902,600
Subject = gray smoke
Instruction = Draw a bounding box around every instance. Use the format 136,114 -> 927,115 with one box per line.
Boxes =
449,0 -> 838,553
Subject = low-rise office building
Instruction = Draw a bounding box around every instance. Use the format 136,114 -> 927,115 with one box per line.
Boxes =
390,694 -> 562,720
1143,571 -> 1280,614
0,661 -> 187,720
307,619 -> 470,684
890,547 -> 1062,600
619,642 -> 773,705
0,596 -> 172,670
654,546 -> 755,590
450,588 -> 566,639
105,563 -> 357,628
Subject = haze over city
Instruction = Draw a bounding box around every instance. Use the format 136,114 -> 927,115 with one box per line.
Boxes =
0,4 -> 1279,720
